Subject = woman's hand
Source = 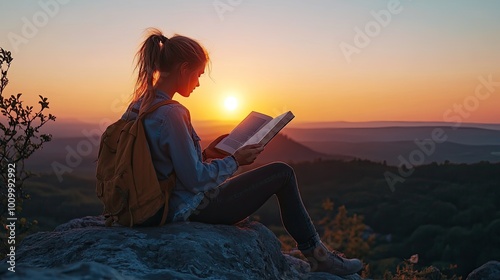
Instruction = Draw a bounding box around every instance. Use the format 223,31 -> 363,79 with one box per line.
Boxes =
203,134 -> 231,160
233,144 -> 265,166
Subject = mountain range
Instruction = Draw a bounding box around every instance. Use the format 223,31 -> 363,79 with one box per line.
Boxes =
24,119 -> 500,179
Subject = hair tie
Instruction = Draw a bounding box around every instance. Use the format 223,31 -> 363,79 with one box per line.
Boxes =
160,35 -> 168,44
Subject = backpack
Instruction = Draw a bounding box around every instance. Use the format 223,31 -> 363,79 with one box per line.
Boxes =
95,99 -> 178,227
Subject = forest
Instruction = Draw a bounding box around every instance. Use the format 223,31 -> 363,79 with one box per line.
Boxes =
258,159 -> 500,278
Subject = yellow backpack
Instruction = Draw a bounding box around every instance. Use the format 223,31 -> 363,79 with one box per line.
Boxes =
95,100 -> 178,227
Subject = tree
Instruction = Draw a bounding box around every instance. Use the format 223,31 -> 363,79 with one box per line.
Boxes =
318,199 -> 375,259
0,48 -> 56,258
280,198 -> 375,262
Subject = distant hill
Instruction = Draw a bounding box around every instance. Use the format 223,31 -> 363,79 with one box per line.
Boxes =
279,126 -> 500,165
28,122 -> 500,179
201,133 -> 351,165
24,136 -> 100,179
284,126 -> 500,145
302,140 -> 500,165
42,118 -> 107,138
24,133 -> 346,180
254,133 -> 350,163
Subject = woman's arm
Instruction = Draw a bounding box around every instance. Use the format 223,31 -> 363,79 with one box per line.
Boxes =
160,105 -> 238,194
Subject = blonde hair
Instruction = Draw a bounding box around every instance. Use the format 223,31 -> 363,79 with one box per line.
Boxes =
131,28 -> 209,113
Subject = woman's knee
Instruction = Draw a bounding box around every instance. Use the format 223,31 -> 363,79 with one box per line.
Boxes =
265,161 -> 295,176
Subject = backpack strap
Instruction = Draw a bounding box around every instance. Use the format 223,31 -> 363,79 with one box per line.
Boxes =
137,100 -> 179,119
159,172 -> 176,226
137,99 -> 179,226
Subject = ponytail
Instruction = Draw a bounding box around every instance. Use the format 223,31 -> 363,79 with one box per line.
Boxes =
131,28 -> 209,114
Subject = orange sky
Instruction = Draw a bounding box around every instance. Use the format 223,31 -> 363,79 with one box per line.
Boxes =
1,1 -> 499,126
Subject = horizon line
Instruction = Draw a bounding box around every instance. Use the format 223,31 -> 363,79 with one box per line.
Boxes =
56,117 -> 500,126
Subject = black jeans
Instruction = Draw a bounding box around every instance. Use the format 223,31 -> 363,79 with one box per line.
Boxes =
189,161 -> 321,251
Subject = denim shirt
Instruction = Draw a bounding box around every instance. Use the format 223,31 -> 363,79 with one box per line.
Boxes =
120,90 -> 238,222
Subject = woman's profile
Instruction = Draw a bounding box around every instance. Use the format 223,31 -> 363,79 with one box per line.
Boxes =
121,27 -> 363,276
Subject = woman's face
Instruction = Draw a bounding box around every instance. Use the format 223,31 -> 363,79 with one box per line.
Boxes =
177,63 -> 205,98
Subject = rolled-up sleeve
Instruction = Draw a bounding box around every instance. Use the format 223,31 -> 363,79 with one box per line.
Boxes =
160,105 -> 238,194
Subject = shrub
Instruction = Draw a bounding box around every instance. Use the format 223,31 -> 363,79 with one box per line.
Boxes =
0,48 -> 56,258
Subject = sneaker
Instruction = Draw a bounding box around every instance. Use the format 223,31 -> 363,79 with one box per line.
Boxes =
303,243 -> 363,276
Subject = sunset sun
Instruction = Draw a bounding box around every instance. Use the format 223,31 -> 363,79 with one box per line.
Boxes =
224,96 -> 238,111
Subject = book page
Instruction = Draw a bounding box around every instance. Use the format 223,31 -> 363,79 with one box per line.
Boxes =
244,111 -> 294,146
215,111 -> 272,154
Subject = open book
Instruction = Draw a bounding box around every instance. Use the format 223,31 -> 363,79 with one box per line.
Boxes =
215,111 -> 295,155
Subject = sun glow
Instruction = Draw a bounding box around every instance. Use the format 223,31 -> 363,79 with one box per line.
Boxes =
224,96 -> 238,111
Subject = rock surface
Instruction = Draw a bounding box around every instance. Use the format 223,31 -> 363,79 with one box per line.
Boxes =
1,216 -> 364,280
466,261 -> 500,280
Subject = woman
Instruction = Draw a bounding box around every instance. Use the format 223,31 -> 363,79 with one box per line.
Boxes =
121,28 -> 363,276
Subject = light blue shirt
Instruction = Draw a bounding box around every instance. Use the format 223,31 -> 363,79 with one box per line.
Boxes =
120,90 -> 238,222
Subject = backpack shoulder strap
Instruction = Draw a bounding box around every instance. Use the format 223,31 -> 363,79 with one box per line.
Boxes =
136,100 -> 179,119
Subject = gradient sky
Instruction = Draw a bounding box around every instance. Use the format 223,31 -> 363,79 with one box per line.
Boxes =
1,0 -> 499,125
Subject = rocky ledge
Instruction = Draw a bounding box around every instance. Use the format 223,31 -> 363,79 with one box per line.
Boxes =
0,216 -> 364,280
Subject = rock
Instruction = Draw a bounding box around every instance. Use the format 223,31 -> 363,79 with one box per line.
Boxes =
0,262 -> 130,280
1,216 -> 364,280
466,261 -> 500,280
